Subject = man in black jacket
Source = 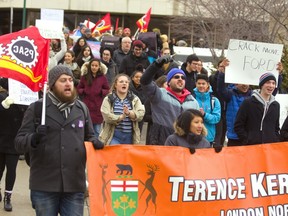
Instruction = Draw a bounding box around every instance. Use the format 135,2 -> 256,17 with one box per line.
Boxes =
180,54 -> 200,93
234,73 -> 280,145
15,65 -> 103,215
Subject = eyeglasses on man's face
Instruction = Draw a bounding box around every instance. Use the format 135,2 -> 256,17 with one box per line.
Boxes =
173,75 -> 185,80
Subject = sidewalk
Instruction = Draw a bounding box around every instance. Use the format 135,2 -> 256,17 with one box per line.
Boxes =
1,160 -> 90,216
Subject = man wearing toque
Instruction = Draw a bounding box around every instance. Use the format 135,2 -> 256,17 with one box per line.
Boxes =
15,65 -> 103,216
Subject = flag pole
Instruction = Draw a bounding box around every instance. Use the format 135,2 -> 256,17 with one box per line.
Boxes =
133,28 -> 140,39
115,18 -> 119,31
41,81 -> 47,125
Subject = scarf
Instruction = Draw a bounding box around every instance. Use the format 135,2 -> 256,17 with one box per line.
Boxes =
48,91 -> 75,119
61,62 -> 78,71
166,87 -> 191,103
82,56 -> 91,62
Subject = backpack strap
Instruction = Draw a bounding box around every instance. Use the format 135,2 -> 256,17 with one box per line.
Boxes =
76,100 -> 89,124
210,93 -> 215,110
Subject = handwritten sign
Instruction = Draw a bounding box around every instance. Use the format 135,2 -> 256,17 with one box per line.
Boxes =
275,94 -> 288,127
35,19 -> 63,39
8,79 -> 38,105
40,8 -> 64,22
225,39 -> 283,85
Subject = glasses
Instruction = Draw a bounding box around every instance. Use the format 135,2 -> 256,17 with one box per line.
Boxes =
173,75 -> 185,80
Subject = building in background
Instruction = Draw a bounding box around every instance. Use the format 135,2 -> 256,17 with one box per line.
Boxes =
0,0 -> 178,37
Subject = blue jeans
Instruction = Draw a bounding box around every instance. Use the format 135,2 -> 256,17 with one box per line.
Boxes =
93,123 -> 101,138
31,190 -> 84,216
110,129 -> 132,145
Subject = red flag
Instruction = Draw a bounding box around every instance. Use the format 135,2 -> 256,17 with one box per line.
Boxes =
0,26 -> 49,92
91,13 -> 111,34
136,8 -> 152,32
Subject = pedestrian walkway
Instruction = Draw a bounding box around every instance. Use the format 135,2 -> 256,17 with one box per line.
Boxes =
0,159 -> 90,216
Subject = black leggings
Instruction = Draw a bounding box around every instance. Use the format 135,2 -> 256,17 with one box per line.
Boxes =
0,153 -> 19,191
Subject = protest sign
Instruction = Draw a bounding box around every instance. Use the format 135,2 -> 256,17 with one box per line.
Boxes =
35,19 -> 63,39
40,8 -> 64,22
225,39 -> 283,85
8,79 -> 38,105
275,94 -> 288,127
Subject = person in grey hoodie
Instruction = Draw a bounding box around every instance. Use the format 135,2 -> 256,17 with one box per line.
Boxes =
165,109 -> 211,151
234,73 -> 280,145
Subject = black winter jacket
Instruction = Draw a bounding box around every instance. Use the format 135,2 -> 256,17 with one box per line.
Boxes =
234,91 -> 280,145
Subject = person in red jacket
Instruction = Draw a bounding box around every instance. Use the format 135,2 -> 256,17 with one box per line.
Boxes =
77,59 -> 110,138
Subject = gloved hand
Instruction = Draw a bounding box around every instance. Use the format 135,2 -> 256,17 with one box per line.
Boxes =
92,138 -> 104,150
189,147 -> 196,154
213,143 -> 223,153
31,125 -> 47,148
186,133 -> 202,144
155,55 -> 173,67
1,96 -> 14,109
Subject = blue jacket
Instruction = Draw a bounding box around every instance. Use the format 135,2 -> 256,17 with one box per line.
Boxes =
217,72 -> 252,140
193,86 -> 221,142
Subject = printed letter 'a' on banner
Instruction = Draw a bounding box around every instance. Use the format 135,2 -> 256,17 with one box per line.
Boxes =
0,26 -> 50,92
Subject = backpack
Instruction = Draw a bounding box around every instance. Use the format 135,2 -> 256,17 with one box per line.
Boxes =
100,36 -> 121,52
25,99 -> 89,166
192,91 -> 216,111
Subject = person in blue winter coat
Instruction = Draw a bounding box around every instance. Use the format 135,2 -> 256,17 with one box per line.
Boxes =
217,59 -> 253,146
217,58 -> 283,146
193,74 -> 221,144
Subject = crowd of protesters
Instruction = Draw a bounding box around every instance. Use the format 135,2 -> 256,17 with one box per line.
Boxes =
1,23 -> 288,215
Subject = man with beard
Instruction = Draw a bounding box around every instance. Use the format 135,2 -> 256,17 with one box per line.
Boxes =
15,65 -> 103,216
140,56 -> 199,145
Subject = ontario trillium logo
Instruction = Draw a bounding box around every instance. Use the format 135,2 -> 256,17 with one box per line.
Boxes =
100,163 -> 159,216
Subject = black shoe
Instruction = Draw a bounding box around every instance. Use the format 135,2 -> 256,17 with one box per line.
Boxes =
4,192 -> 12,211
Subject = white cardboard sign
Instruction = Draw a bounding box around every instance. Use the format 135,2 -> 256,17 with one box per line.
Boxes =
41,8 -> 64,22
225,39 -> 283,85
8,79 -> 38,105
35,19 -> 63,39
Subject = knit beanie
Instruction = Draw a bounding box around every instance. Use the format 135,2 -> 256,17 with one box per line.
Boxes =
132,40 -> 144,49
259,72 -> 276,89
48,65 -> 74,87
167,68 -> 186,83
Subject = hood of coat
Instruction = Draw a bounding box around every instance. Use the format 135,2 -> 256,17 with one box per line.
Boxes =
81,61 -> 108,76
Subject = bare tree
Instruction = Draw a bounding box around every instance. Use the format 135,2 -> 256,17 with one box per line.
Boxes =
170,0 -> 288,63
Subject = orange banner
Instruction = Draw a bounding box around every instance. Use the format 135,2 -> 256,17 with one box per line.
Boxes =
85,142 -> 288,216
